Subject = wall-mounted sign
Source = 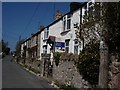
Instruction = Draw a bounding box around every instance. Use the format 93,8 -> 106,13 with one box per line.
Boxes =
55,42 -> 65,48
55,37 -> 65,52
55,37 -> 64,42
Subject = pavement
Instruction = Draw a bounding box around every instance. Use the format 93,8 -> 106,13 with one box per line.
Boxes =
2,55 -> 55,89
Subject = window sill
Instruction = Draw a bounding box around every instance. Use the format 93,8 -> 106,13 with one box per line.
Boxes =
60,30 -> 70,35
43,38 -> 48,42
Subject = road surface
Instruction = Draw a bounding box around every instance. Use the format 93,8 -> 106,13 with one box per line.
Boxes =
2,55 -> 54,89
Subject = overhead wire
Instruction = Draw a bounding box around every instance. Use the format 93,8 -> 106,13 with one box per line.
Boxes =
21,3 -> 40,37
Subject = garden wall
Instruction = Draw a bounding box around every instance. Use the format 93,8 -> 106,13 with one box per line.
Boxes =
108,53 -> 120,89
52,59 -> 91,88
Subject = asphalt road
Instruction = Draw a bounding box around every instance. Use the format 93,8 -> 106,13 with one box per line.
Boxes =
2,55 -> 54,89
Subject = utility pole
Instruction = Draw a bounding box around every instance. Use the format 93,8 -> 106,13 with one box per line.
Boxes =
98,1 -> 109,88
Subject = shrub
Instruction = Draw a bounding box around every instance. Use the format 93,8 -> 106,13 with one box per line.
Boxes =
53,52 -> 61,66
77,42 -> 100,85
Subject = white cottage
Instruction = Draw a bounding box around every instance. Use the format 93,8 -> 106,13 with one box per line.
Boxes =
21,0 -> 97,60
40,2 -> 87,55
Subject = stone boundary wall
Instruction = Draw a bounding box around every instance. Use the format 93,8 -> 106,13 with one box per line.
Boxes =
52,60 -> 91,88
108,53 -> 120,89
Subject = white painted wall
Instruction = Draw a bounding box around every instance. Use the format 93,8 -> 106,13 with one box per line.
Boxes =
40,8 -> 82,55
40,0 -> 97,57
21,0 -> 99,60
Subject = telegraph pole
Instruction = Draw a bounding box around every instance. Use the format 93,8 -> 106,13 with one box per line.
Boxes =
98,1 -> 109,88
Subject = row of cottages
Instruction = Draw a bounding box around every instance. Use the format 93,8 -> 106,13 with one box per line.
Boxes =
21,0 -> 97,60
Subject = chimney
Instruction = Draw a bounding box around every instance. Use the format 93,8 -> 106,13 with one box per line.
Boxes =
70,2 -> 82,12
39,25 -> 44,31
55,10 -> 63,20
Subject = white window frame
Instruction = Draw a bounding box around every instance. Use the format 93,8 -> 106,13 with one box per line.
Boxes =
67,14 -> 71,30
74,39 -> 79,54
62,14 -> 72,32
43,45 -> 47,54
65,39 -> 70,53
63,16 -> 66,32
44,27 -> 49,40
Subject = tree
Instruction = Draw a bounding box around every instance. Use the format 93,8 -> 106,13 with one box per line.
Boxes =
75,2 -> 120,88
15,39 -> 25,57
75,2 -> 120,53
1,39 -> 10,55
103,2 -> 120,53
75,2 -> 101,47
77,41 -> 100,86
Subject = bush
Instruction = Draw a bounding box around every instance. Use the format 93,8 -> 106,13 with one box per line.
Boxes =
77,42 -> 100,85
53,52 -> 61,66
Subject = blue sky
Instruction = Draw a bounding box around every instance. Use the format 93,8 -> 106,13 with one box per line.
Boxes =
2,2 -> 71,51
2,2 -> 85,51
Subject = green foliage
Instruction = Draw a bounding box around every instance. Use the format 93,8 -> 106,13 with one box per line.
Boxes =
15,39 -> 25,57
53,52 -> 61,66
70,2 -> 82,12
1,40 -> 10,55
103,2 -> 120,53
76,2 -> 120,53
77,42 -> 100,85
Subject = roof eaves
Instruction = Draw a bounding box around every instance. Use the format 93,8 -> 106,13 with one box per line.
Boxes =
21,2 -> 87,44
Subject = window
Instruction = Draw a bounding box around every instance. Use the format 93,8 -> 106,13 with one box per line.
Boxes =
43,45 -> 47,53
67,14 -> 71,30
46,27 -> 49,38
67,19 -> 71,29
74,39 -> 79,54
74,46 -> 78,54
65,39 -> 70,53
44,27 -> 49,40
36,47 -> 37,56
63,16 -> 66,32
63,14 -> 72,32
36,35 -> 38,45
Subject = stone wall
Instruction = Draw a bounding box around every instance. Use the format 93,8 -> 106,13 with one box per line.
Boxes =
108,53 -> 120,89
19,57 -> 43,75
52,60 -> 91,88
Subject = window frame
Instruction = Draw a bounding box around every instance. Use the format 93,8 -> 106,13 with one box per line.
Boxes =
65,39 -> 70,53
44,27 -> 49,40
63,16 -> 66,32
74,39 -> 79,54
67,14 -> 71,30
62,14 -> 72,33
43,45 -> 47,54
